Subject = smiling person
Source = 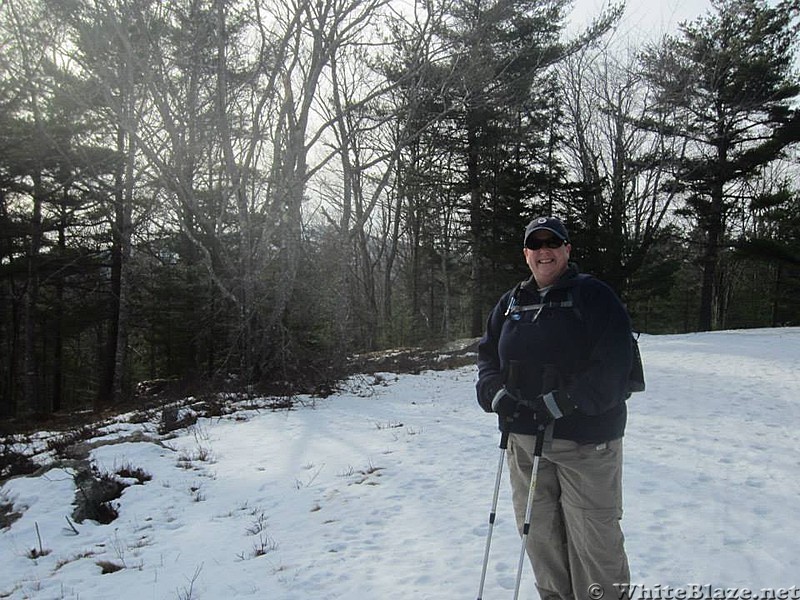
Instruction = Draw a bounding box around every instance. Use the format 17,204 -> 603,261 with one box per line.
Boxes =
476,216 -> 632,600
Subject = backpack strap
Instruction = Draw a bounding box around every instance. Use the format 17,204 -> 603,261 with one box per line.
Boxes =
564,273 -> 592,322
506,299 -> 574,316
503,282 -> 523,316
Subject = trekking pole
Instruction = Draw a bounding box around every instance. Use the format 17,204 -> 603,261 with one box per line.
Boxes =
511,364 -> 557,600
477,360 -> 522,600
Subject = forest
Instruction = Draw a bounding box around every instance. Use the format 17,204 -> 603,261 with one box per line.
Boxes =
1,0 -> 799,419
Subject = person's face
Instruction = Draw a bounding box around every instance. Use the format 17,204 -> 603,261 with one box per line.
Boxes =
523,230 -> 571,288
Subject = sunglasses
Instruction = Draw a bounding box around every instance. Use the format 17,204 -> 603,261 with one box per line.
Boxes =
526,237 -> 566,250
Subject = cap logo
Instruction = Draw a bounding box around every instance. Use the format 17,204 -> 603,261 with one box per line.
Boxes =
537,218 -> 547,224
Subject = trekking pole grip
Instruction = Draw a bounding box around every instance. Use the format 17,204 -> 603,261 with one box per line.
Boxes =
533,364 -> 559,457
499,359 -> 523,443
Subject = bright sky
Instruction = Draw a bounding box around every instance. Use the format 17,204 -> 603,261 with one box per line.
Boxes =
566,0 -> 799,74
566,0 -> 713,41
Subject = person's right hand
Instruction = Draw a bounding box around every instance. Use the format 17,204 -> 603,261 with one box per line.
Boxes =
491,386 -> 521,420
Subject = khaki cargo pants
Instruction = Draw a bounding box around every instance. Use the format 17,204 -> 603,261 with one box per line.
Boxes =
507,434 -> 630,600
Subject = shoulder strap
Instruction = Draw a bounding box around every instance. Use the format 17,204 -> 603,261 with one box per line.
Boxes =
564,273 -> 592,322
503,282 -> 524,316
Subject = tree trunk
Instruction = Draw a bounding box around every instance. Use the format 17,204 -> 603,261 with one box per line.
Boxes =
52,201 -> 68,412
698,201 -> 723,331
467,115 -> 484,337
112,122 -> 134,404
23,174 -> 44,416
771,263 -> 782,327
98,124 -> 130,409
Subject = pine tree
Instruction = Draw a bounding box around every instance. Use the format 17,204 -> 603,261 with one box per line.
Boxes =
432,0 -> 621,334
641,0 -> 800,330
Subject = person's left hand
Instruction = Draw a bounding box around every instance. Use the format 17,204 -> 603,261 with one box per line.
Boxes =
531,389 -> 575,422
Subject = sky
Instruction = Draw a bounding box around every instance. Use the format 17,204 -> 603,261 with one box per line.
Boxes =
567,0 -> 713,40
1,327 -> 799,599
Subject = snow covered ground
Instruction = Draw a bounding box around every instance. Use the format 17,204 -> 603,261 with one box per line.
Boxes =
1,328 -> 799,600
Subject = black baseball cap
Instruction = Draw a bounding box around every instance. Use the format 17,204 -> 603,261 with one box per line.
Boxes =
524,216 -> 570,245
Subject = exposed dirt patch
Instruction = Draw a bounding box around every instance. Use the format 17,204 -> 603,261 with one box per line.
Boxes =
349,337 -> 479,375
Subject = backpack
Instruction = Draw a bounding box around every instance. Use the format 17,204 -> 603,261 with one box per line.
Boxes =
627,333 -> 646,395
505,276 -> 646,397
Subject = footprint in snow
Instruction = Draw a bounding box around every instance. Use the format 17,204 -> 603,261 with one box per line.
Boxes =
493,561 -> 516,589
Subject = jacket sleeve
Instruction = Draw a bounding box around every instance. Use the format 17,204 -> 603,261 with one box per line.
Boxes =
565,278 -> 633,416
475,292 -> 511,412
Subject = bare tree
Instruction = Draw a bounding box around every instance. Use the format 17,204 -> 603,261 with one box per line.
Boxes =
556,46 -> 684,299
312,0 -> 457,348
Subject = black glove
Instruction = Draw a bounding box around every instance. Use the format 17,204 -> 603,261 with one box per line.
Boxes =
491,386 -> 522,420
531,389 -> 575,422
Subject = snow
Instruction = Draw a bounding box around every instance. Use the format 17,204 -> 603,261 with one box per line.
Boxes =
2,328 -> 800,600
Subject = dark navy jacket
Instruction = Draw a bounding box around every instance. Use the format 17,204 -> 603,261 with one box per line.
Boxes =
476,265 -> 632,443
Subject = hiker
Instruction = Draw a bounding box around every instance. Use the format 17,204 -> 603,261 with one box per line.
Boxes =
476,216 -> 632,600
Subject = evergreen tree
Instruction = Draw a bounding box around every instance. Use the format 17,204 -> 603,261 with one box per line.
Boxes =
734,183 -> 800,327
641,0 -> 800,330
430,0 -> 623,334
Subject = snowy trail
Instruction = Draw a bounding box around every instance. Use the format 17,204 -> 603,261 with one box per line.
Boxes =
1,329 -> 799,599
